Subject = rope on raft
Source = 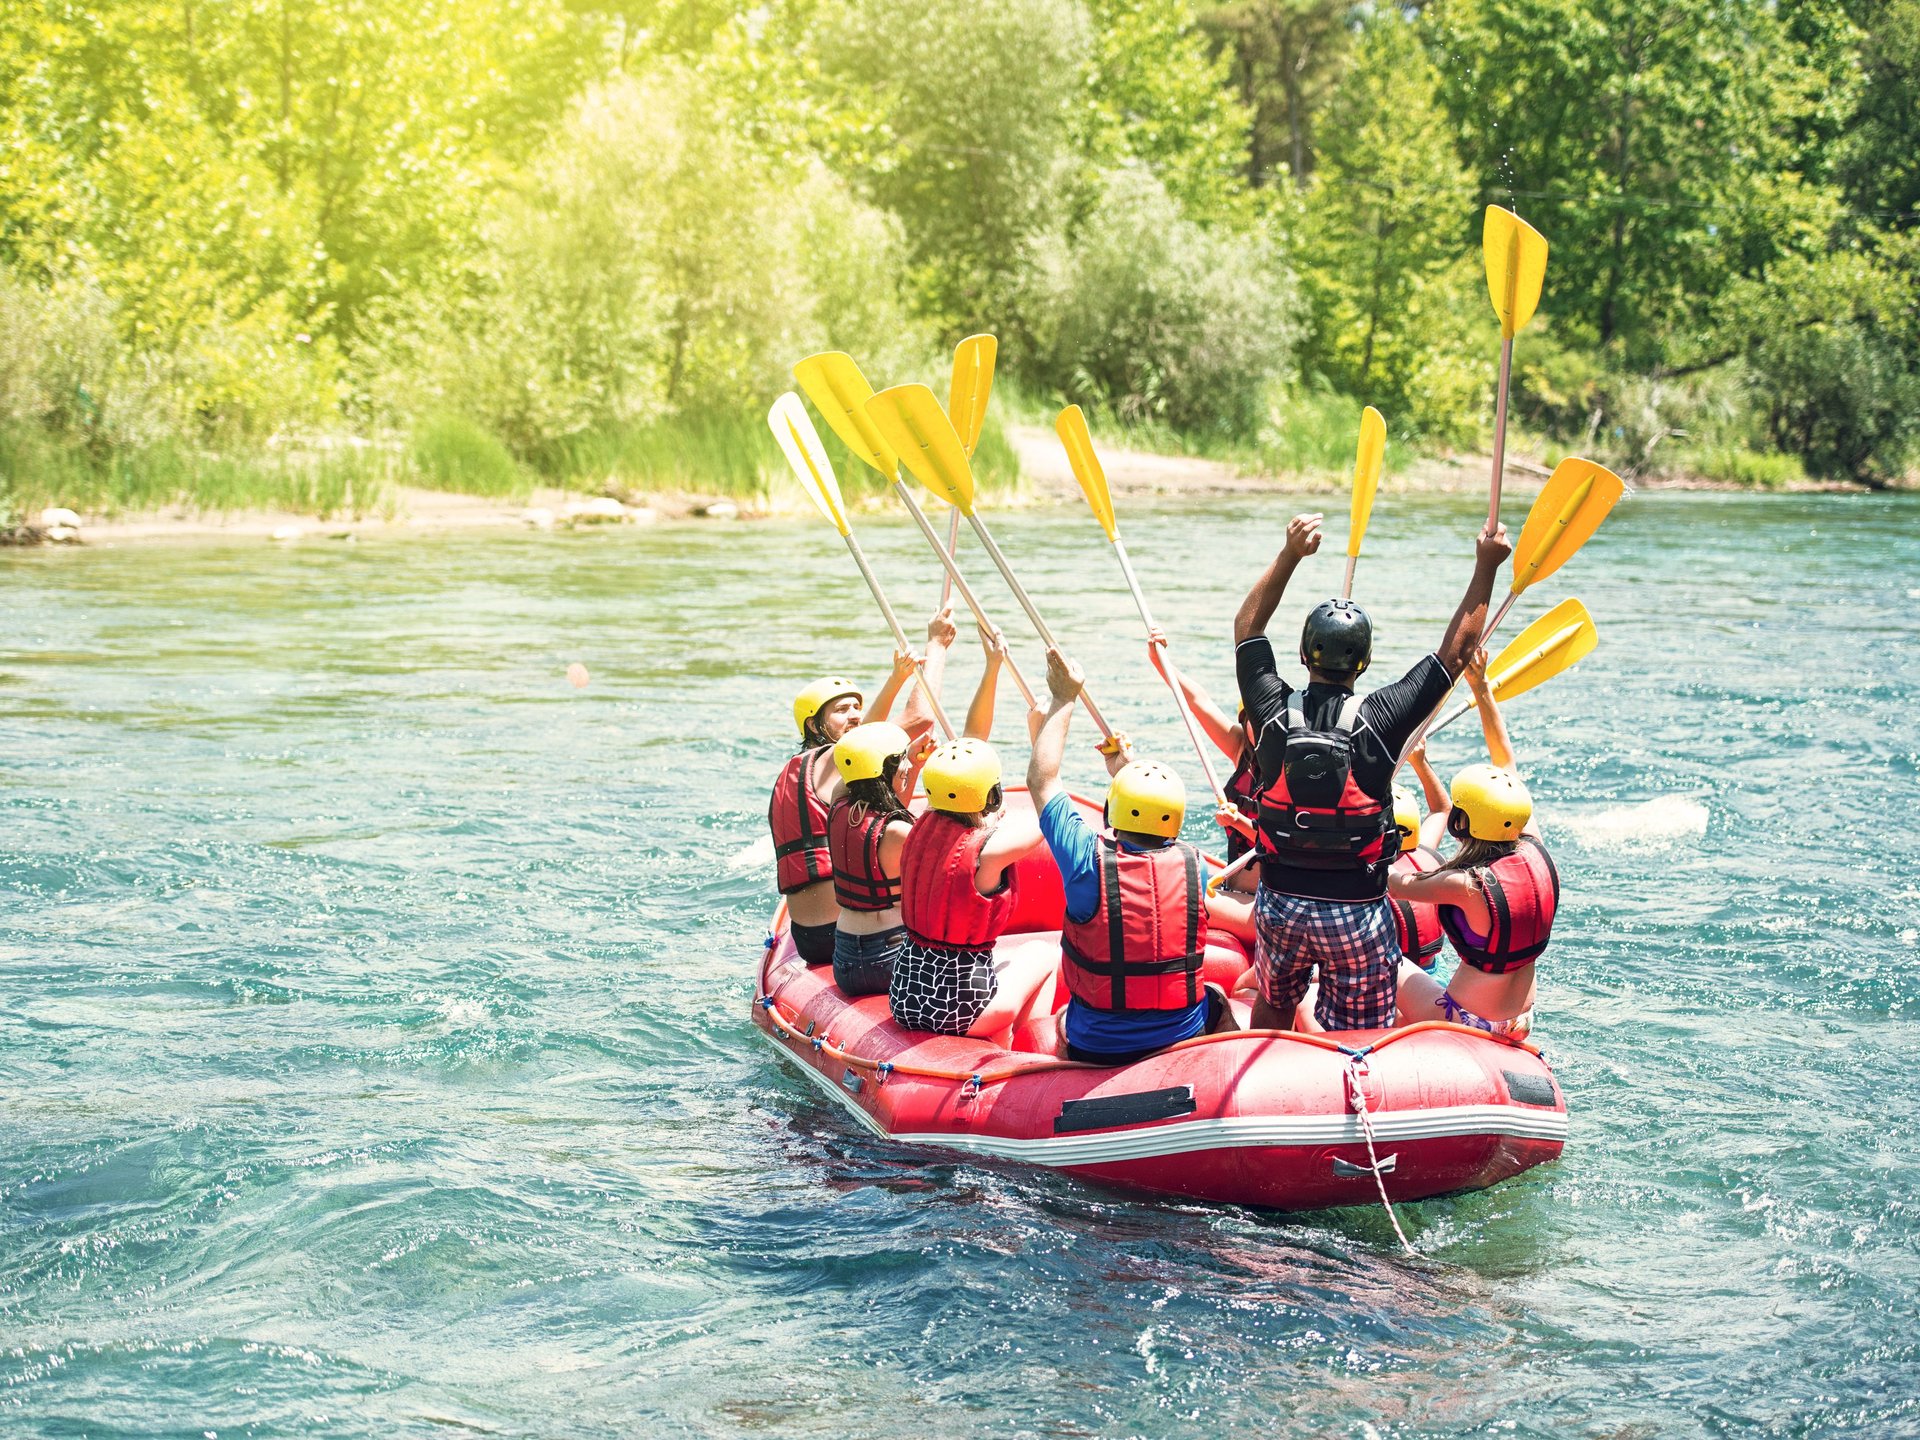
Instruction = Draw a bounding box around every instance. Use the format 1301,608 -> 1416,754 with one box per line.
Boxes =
1342,1047 -> 1418,1257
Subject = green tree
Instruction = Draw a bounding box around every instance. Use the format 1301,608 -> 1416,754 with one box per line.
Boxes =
1427,0 -> 1842,361
820,0 -> 1091,334
1020,163 -> 1300,435
1203,0 -> 1356,188
1299,17 -> 1488,436
1835,0 -> 1920,230
1076,0 -> 1255,223
374,66 -> 922,451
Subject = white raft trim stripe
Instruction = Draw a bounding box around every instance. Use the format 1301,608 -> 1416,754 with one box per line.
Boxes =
755,1022 -> 1567,1169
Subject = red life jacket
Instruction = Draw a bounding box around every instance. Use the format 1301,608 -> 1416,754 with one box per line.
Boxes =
900,810 -> 1018,949
768,747 -> 832,895
1223,745 -> 1259,862
1390,844 -> 1445,969
1441,837 -> 1560,974
828,797 -> 907,912
1252,694 -> 1392,870
1061,836 -> 1207,1012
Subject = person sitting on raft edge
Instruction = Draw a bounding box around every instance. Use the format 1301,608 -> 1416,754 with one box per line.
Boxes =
889,734 -> 1055,1038
1143,625 -> 1261,948
827,624 -> 1013,998
1027,648 -> 1237,1064
1390,646 -> 1559,1037
1234,511 -> 1510,1032
769,607 -> 957,966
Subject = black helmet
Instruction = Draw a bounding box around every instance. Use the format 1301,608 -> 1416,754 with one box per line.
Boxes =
1300,598 -> 1372,677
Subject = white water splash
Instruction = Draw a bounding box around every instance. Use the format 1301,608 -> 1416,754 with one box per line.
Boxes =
1559,797 -> 1709,852
437,997 -> 490,1027
725,834 -> 774,873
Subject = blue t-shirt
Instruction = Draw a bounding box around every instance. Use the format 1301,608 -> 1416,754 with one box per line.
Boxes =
1037,792 -> 1209,1058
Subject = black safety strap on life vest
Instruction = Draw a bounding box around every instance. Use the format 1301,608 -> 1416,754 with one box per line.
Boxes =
1069,839 -> 1206,1009
772,747 -> 828,860
1393,896 -> 1443,961
832,806 -> 901,909
1472,839 -> 1556,973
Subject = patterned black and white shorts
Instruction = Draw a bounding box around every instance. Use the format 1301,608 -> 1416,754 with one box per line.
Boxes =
889,935 -> 997,1035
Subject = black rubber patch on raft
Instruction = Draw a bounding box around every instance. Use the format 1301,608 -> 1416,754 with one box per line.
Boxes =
1503,1070 -> 1558,1107
1055,1085 -> 1197,1134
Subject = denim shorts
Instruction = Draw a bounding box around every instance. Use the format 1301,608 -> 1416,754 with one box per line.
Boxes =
833,925 -> 906,997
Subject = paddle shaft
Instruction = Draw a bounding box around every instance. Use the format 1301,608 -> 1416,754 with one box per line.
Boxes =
1489,337 -> 1513,528
964,511 -> 1114,742
939,504 -> 961,610
1111,538 -> 1228,805
1208,846 -> 1257,894
890,482 -> 1038,708
1342,555 -> 1359,600
842,532 -> 956,740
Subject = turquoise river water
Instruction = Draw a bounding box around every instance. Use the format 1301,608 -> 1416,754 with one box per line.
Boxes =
3,492 -> 1918,1438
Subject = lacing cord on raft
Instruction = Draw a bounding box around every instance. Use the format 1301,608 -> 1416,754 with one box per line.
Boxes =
1339,1043 -> 1417,1258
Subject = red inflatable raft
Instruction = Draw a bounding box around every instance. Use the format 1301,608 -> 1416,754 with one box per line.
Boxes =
752,790 -> 1565,1212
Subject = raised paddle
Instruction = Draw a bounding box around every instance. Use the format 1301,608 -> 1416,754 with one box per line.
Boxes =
866,382 -> 1118,743
1427,597 -> 1598,736
1483,206 -> 1549,528
790,351 -> 1038,709
1342,405 -> 1386,599
768,392 -> 957,739
1397,457 -> 1623,764
1485,456 -> 1625,640
940,334 -> 997,612
1056,404 -> 1245,834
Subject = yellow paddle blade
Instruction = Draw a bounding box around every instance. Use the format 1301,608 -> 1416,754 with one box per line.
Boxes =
1055,404 -> 1116,542
1484,205 -> 1549,340
1510,457 -> 1624,594
768,392 -> 850,536
948,334 -> 998,458
792,351 -> 899,479
1347,405 -> 1385,559
1486,597 -> 1597,704
865,383 -> 976,513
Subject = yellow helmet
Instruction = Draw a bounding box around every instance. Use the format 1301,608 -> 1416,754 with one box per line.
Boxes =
1392,786 -> 1421,853
793,676 -> 862,737
922,738 -> 1001,814
1108,760 -> 1187,839
1448,764 -> 1533,842
834,721 -> 911,784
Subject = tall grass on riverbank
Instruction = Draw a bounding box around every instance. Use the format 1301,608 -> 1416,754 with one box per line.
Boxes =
0,426 -> 397,522
0,406 -> 1027,522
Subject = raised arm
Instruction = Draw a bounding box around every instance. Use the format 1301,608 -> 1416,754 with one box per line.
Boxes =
1233,514 -> 1323,645
1435,524 -> 1512,677
1147,627 -> 1242,759
1406,736 -> 1452,845
867,648 -> 917,725
964,623 -> 1006,740
1024,648 -> 1081,815
1407,736 -> 1449,812
897,606 -> 958,737
1464,645 -> 1517,772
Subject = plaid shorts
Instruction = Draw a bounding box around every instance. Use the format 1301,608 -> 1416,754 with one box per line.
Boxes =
1254,886 -> 1400,1031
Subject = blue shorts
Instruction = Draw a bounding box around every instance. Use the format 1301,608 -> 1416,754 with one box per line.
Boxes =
1253,886 -> 1399,1031
833,926 -> 905,998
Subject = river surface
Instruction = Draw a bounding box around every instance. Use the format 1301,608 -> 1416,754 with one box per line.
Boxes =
3,492 -> 1917,1438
